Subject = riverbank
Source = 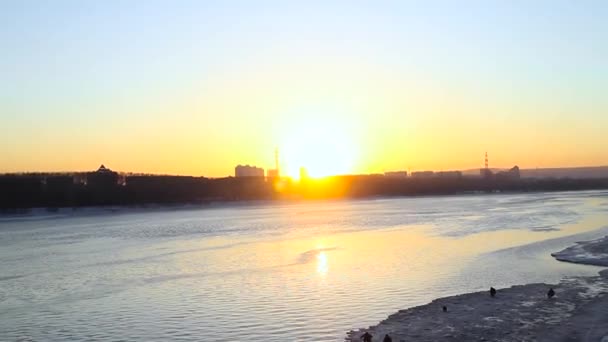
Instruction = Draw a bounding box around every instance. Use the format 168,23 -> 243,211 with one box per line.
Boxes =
346,237 -> 608,341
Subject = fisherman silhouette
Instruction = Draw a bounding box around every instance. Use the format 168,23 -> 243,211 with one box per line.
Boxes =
547,288 -> 555,299
490,287 -> 497,297
383,334 -> 393,342
361,331 -> 373,342
442,305 -> 447,312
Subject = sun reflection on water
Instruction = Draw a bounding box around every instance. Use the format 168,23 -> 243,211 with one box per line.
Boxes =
316,251 -> 328,274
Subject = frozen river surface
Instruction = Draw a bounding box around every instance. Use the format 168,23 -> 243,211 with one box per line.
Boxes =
2,191 -> 608,341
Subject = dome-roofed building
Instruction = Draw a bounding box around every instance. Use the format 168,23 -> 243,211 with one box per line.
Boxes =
87,164 -> 119,188
96,164 -> 112,173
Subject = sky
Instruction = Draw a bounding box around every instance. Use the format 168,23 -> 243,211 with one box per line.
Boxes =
1,1 -> 607,177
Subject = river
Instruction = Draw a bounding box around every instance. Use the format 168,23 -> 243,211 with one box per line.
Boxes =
2,191 -> 608,341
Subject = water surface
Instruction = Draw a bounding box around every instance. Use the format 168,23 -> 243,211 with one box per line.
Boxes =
1,191 -> 608,341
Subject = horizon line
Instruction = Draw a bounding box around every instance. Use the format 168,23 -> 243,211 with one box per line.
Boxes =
3,164 -> 608,179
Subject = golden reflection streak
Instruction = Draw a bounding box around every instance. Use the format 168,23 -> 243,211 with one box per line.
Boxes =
316,251 -> 328,274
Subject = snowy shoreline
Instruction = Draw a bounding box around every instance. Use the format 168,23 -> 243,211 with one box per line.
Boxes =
346,236 -> 608,341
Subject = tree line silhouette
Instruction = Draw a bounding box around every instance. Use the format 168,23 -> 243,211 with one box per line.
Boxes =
2,172 -> 608,211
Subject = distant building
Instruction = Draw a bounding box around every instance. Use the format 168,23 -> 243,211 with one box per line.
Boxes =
480,168 -> 493,179
412,171 -> 434,178
496,166 -> 521,180
266,169 -> 279,180
87,164 -> 119,188
384,171 -> 408,178
510,165 -> 521,178
235,165 -> 264,178
436,171 -> 462,179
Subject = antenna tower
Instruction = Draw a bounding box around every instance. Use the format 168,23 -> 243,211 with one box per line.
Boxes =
275,147 -> 280,177
485,152 -> 489,170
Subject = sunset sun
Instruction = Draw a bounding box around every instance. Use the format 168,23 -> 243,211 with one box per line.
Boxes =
281,119 -> 358,179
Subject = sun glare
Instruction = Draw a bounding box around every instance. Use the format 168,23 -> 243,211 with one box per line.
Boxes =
281,119 -> 357,179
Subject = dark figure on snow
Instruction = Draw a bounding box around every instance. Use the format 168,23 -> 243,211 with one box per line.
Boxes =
442,305 -> 447,312
547,288 -> 555,299
490,287 -> 497,297
383,334 -> 393,342
361,331 -> 373,342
